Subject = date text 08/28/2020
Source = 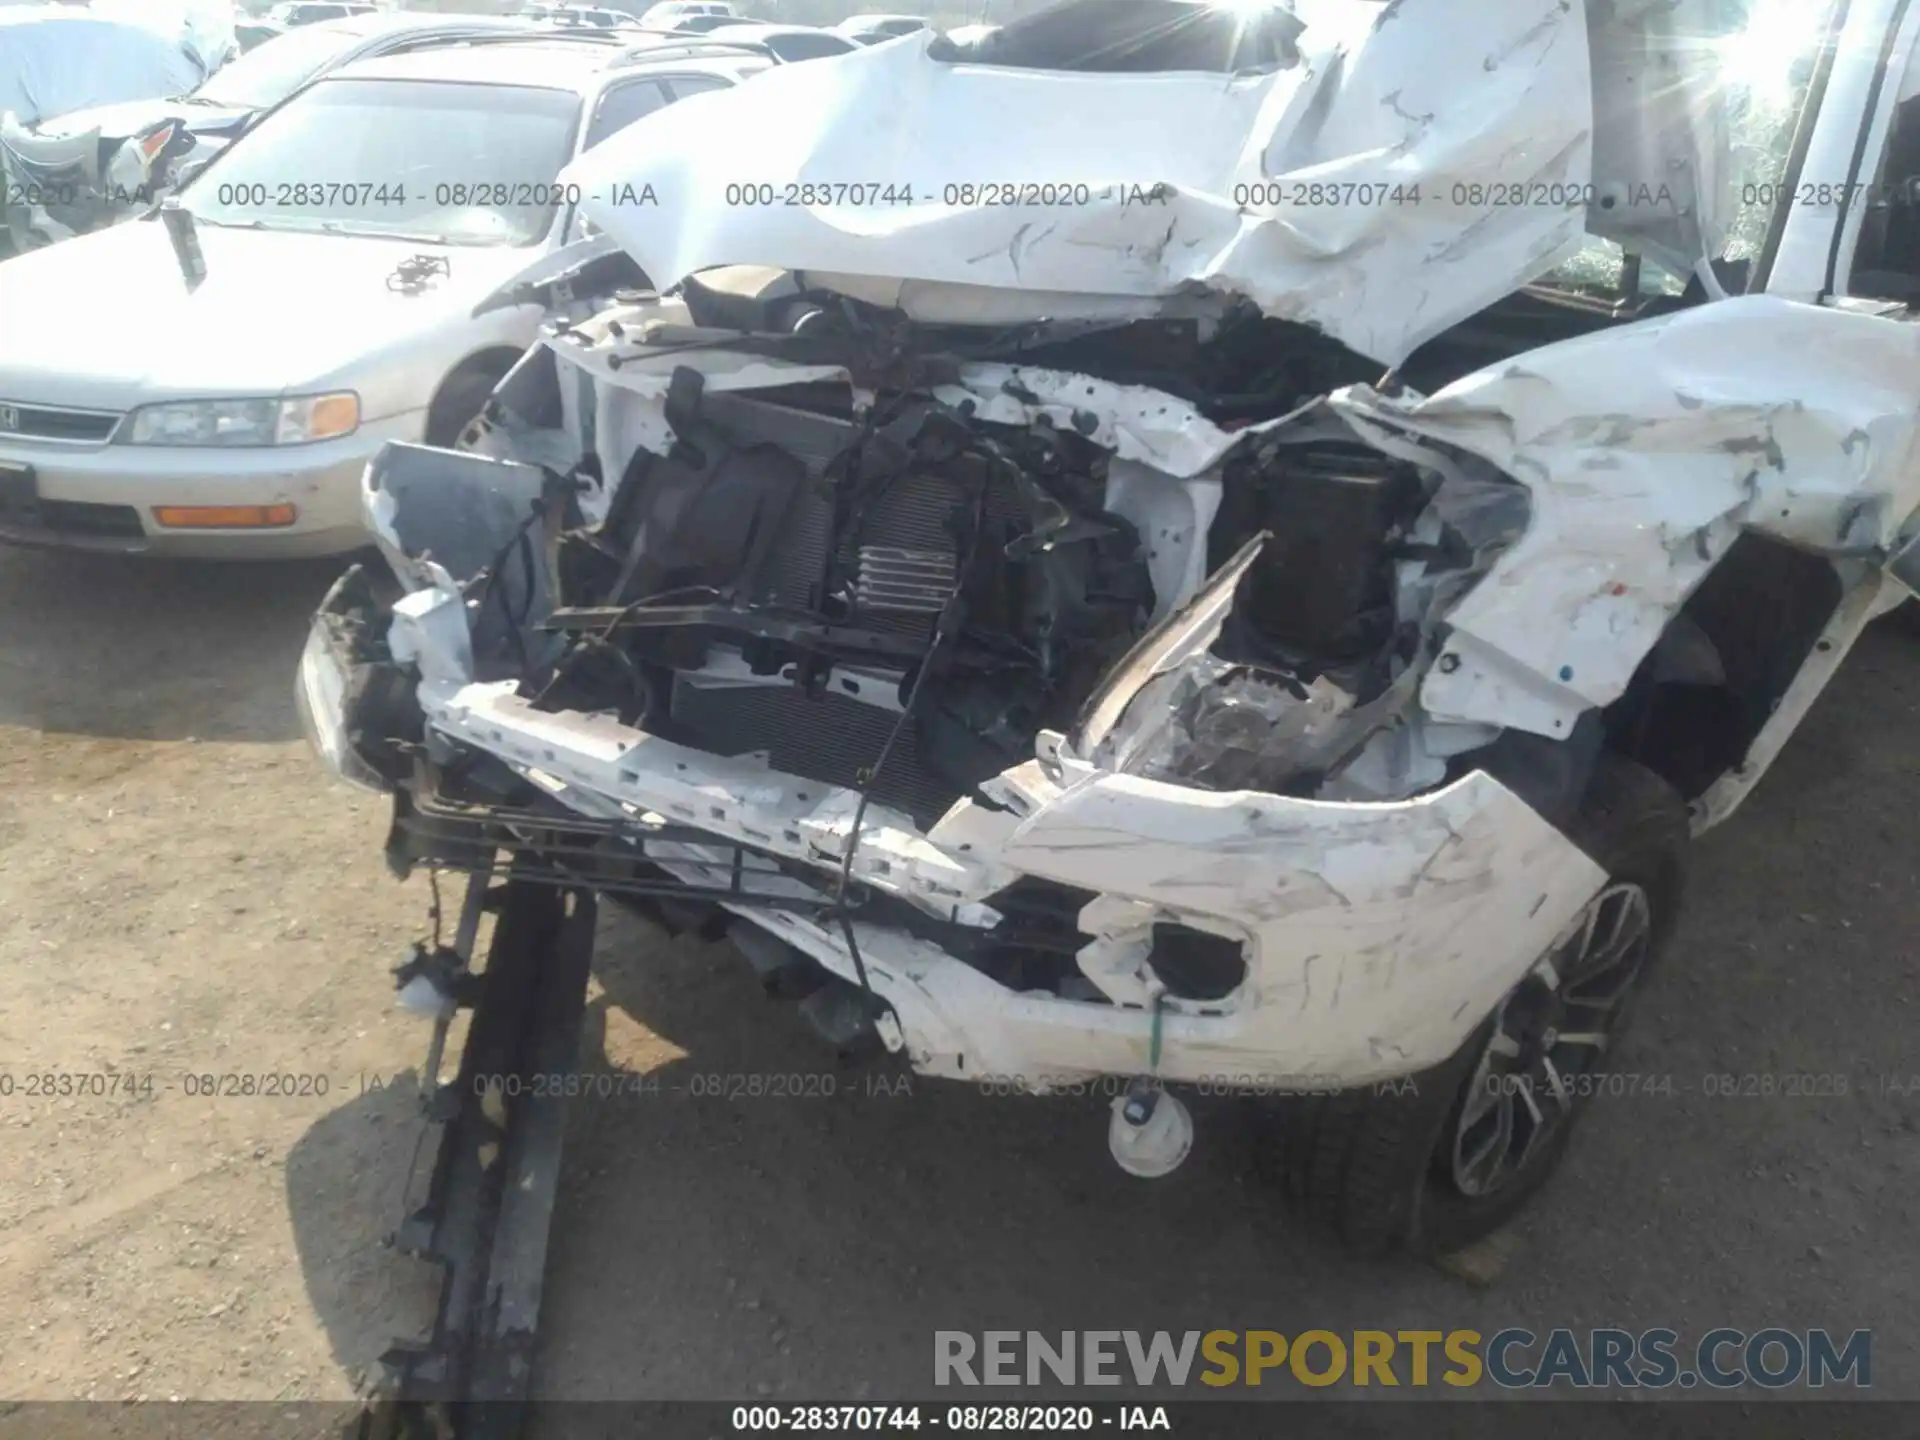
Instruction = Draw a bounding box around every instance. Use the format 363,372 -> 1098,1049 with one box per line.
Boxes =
729,1407 -> 1168,1433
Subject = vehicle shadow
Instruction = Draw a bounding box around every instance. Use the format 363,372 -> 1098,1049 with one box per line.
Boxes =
279,822 -> 1910,1410
276,898 -> 1394,1407
527,908 -> 1421,1404
0,545 -> 353,744
281,1065 -> 448,1394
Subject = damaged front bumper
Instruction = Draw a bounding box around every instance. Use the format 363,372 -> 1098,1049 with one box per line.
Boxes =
302,271 -> 1920,1095
396,672 -> 1607,1089
302,411 -> 1611,1091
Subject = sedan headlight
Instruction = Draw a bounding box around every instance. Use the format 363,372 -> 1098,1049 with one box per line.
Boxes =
122,392 -> 360,446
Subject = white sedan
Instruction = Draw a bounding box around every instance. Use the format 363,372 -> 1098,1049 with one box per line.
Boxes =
0,35 -> 759,557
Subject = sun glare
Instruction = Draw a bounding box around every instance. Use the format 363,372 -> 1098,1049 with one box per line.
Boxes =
1717,0 -> 1823,106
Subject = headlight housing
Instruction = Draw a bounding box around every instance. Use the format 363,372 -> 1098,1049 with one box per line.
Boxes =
122,392 -> 360,447
296,618 -> 388,795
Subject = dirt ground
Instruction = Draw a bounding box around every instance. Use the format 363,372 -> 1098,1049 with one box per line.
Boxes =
2,542 -> 1919,1407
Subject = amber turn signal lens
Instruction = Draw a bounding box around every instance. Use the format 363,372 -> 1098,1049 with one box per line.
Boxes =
304,393 -> 359,441
151,504 -> 297,529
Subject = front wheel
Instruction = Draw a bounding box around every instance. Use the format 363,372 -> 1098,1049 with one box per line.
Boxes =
424,366 -> 506,450
1261,753 -> 1690,1255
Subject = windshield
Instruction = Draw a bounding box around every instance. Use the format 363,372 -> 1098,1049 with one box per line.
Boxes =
182,77 -> 582,246
1718,0 -> 1832,264
1544,0 -> 1839,298
192,23 -> 364,108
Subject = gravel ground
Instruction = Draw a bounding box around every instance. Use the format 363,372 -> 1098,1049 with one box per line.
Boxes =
1,542 -> 1917,1408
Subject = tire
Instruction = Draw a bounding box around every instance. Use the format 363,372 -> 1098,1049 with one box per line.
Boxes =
1260,752 -> 1690,1256
424,366 -> 505,450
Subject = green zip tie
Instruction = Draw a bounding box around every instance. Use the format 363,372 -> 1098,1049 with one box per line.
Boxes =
1149,995 -> 1164,1073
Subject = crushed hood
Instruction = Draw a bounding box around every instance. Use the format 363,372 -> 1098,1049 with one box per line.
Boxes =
562,0 -> 1728,367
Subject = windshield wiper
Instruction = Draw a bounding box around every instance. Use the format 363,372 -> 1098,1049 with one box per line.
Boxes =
313,220 -> 456,244
181,213 -> 266,230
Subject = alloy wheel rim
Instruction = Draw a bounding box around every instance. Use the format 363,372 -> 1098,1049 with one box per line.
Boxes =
1449,881 -> 1653,1199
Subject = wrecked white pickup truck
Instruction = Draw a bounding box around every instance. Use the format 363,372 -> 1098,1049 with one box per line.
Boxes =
301,0 -> 1920,1327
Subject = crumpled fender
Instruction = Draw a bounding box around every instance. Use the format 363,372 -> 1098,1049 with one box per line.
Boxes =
1335,294 -> 1920,737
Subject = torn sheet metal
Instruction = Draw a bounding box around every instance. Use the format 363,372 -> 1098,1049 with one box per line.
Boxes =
392,654 -> 1607,1085
530,676 -> 1603,1087
930,365 -> 1307,479
561,0 -> 1605,366
540,301 -> 1285,477
1336,294 -> 1920,738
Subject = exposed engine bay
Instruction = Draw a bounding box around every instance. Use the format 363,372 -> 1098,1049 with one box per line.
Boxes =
325,262 -> 1587,1069
326,260 -> 1920,1106
552,374 -> 1159,828
519,309 -> 1481,831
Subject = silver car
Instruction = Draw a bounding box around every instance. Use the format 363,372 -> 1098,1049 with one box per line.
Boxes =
0,34 -> 763,558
